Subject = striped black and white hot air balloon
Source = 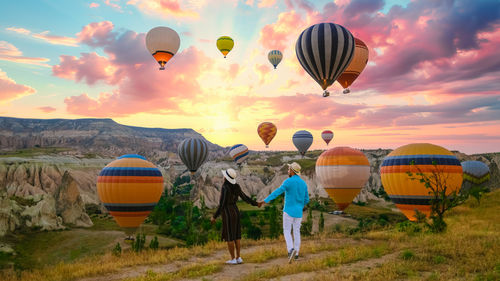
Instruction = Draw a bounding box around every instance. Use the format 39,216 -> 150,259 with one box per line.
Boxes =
177,138 -> 208,175
295,23 -> 355,97
293,130 -> 313,157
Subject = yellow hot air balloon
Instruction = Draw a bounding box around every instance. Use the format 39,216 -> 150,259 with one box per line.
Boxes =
145,26 -> 180,70
337,38 -> 369,94
216,36 -> 234,58
97,154 -> 164,234
316,147 -> 370,211
380,143 -> 463,221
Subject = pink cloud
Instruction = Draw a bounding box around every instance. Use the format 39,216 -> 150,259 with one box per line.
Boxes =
127,0 -> 199,19
77,21 -> 115,47
259,10 -> 304,51
90,2 -> 100,8
0,69 -> 36,101
37,106 -> 56,113
255,64 -> 271,84
258,0 -> 276,8
52,53 -> 120,85
0,41 -> 50,67
104,0 -> 122,11
6,27 -> 30,35
6,26 -> 78,47
228,63 -> 240,80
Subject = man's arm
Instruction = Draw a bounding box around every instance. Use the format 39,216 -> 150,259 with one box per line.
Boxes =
264,179 -> 288,203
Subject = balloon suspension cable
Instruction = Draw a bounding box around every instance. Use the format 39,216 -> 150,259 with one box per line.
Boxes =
343,88 -> 350,94
323,90 -> 330,97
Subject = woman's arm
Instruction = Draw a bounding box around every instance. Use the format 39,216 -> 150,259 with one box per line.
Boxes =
213,185 -> 227,219
237,184 -> 258,206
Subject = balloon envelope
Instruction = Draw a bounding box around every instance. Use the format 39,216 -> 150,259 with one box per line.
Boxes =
461,160 -> 490,191
295,23 -> 355,96
97,154 -> 163,232
145,26 -> 180,70
229,144 -> 249,166
316,147 -> 370,211
380,143 -> 463,221
337,38 -> 369,91
178,138 -> 209,174
321,130 -> 334,145
268,50 -> 283,69
292,130 -> 313,156
257,122 -> 277,148
217,36 -> 234,58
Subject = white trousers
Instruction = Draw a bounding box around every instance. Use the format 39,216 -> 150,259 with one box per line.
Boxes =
283,212 -> 302,254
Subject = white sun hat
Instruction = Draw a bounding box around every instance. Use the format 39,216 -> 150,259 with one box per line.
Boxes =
287,162 -> 301,175
222,168 -> 237,184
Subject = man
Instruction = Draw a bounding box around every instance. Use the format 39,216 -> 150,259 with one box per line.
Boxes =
258,162 -> 309,263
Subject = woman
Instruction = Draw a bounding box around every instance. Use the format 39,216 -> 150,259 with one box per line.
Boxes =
211,168 -> 259,265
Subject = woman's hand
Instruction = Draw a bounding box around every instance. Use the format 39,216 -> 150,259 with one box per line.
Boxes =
211,217 -> 216,224
258,202 -> 265,208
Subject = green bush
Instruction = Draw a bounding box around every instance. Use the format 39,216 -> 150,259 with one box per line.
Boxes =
149,236 -> 159,250
401,249 -> 415,260
112,242 -> 122,256
132,233 -> 146,252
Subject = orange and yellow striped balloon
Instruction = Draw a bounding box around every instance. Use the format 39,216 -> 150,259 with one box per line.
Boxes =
97,154 -> 163,232
336,37 -> 369,93
257,122 -> 277,148
316,147 -> 370,211
380,143 -> 463,221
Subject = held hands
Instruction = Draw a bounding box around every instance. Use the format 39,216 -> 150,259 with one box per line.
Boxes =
257,201 -> 265,208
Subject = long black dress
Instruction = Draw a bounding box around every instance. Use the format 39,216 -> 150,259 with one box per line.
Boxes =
213,181 -> 258,242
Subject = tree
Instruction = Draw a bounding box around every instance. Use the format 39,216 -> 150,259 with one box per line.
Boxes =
268,205 -> 281,239
319,212 -> 325,233
301,206 -> 313,236
407,160 -> 467,233
132,233 -> 146,252
149,236 -> 159,250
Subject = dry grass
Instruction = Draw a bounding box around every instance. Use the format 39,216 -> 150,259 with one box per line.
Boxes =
124,261 -> 222,281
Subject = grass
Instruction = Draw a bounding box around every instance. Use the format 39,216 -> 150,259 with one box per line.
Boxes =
0,147 -> 72,158
125,261 -> 222,281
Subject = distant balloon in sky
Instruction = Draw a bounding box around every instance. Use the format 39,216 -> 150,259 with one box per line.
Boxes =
337,37 -> 369,94
461,161 -> 490,192
316,147 -> 370,211
268,50 -> 283,69
321,130 -> 334,145
178,138 -> 209,175
292,130 -> 313,156
217,36 -> 234,58
145,26 -> 180,70
257,122 -> 277,148
295,22 -> 355,97
229,144 -> 249,166
380,143 -> 463,221
97,154 -> 163,234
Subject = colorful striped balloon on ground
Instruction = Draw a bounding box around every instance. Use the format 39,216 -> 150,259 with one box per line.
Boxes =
337,37 -> 369,94
268,50 -> 283,69
257,122 -> 277,148
316,147 -> 370,211
380,143 -> 463,221
295,22 -> 355,97
216,36 -> 234,58
229,144 -> 249,166
178,138 -> 209,175
292,130 -> 313,156
461,161 -> 490,192
321,130 -> 334,145
97,154 -> 163,234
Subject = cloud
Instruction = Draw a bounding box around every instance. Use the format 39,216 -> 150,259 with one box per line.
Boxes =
104,0 -> 122,11
254,64 -> 271,84
54,21 -> 213,116
257,0 -> 276,8
90,2 -> 100,8
0,69 -> 36,102
0,41 -> 50,67
37,106 -> 56,113
6,27 -> 78,47
127,0 -> 200,19
258,10 -> 304,50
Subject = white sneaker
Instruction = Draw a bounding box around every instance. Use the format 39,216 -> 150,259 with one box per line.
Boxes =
236,257 -> 243,264
225,259 -> 237,265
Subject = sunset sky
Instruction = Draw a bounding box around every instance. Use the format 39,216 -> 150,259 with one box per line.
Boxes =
0,0 -> 499,154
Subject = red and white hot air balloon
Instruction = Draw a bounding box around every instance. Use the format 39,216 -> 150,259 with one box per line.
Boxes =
321,130 -> 334,145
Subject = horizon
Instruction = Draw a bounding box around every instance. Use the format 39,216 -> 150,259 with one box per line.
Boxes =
1,0 -> 499,155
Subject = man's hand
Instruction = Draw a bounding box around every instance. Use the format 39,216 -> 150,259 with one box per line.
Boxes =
258,202 -> 265,208
210,217 -> 216,224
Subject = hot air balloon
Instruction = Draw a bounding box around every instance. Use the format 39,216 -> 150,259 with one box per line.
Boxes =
292,130 -> 313,157
316,147 -> 370,212
295,23 -> 355,97
216,36 -> 234,58
337,37 -> 369,94
257,122 -> 277,148
380,143 -> 463,221
461,161 -> 490,192
145,26 -> 180,70
178,138 -> 208,175
229,144 -> 249,166
321,130 -> 334,146
97,154 -> 163,235
268,50 -> 283,69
